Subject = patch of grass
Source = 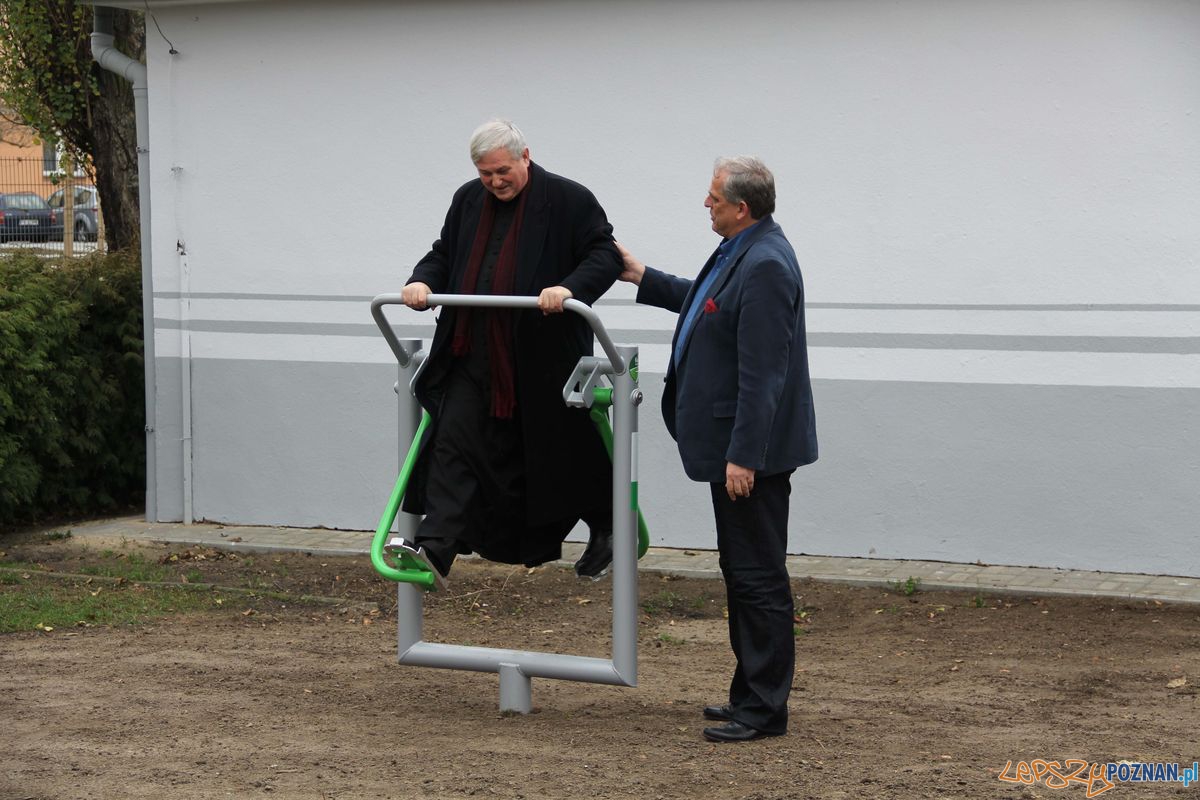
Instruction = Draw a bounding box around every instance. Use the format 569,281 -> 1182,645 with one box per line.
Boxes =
970,591 -> 987,608
641,589 -> 707,617
75,550 -> 170,583
890,576 -> 922,597
0,572 -> 224,633
40,529 -> 73,542
655,632 -> 686,646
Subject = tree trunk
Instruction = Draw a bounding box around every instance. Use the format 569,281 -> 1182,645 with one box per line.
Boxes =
88,9 -> 143,253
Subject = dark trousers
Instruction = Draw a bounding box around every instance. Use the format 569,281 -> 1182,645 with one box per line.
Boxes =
709,469 -> 795,734
417,361 -> 612,576
417,364 -> 524,575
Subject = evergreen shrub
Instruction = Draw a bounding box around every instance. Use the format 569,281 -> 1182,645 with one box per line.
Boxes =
0,250 -> 144,526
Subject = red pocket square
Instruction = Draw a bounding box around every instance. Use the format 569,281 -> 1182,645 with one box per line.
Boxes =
703,298 -> 718,314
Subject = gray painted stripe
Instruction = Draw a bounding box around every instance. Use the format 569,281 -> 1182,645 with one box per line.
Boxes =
807,333 -> 1200,354
157,319 -> 431,338
155,291 -> 378,302
807,302 -> 1200,312
152,293 -> 1200,313
153,318 -> 1200,354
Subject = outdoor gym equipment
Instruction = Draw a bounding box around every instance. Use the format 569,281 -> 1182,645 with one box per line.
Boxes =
369,293 -> 645,713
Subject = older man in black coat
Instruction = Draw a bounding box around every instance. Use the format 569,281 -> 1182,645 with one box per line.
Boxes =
393,119 -> 620,587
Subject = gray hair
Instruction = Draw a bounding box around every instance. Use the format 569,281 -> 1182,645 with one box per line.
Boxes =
469,119 -> 527,163
714,156 -> 776,219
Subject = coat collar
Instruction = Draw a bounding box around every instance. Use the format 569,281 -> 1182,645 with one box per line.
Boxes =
515,162 -> 550,293
668,215 -> 779,369
706,215 -> 777,297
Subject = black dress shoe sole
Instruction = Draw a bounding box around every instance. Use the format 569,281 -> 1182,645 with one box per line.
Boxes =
702,723 -> 782,743
703,705 -> 733,721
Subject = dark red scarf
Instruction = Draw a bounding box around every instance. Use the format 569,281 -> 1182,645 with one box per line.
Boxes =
450,181 -> 529,419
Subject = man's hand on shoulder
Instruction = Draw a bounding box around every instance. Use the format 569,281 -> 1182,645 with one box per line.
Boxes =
538,285 -> 573,314
615,241 -> 645,286
402,281 -> 433,310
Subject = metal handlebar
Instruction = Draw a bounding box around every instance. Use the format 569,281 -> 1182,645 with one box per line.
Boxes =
370,293 -> 626,375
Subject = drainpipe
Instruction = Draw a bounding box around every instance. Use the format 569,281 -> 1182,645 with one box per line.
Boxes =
91,6 -> 157,522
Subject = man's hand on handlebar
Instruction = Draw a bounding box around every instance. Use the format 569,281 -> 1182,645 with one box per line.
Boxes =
402,282 -> 433,310
537,285 -> 573,315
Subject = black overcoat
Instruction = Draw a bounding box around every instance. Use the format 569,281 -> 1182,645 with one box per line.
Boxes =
401,162 -> 621,561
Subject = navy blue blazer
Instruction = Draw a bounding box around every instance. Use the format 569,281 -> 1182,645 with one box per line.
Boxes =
637,216 -> 817,483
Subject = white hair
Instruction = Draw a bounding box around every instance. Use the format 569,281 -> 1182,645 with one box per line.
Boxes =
469,119 -> 527,163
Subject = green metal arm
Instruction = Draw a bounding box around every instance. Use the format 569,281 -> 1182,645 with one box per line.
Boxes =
588,388 -> 650,559
371,387 -> 648,588
370,411 -> 437,589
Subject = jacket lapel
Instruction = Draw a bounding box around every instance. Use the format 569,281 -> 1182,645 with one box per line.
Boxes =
515,162 -> 550,295
454,189 -> 485,285
671,248 -> 720,366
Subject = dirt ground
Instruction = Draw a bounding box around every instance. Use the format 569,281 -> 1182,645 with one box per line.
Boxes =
2,532 -> 1199,800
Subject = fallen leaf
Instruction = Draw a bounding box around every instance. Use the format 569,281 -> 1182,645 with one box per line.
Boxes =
1167,677 -> 1187,689
243,609 -> 256,617
577,598 -> 592,606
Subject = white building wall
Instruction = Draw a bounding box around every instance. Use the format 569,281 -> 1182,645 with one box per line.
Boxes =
143,0 -> 1200,575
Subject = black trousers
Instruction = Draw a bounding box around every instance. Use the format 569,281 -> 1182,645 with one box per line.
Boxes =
709,469 -> 795,734
416,361 -> 611,576
416,362 -> 525,574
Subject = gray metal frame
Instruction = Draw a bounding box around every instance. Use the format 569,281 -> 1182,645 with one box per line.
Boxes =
370,294 -> 641,713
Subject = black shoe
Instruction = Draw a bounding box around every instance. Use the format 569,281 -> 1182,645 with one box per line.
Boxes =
702,721 -> 781,743
703,704 -> 733,721
574,529 -> 612,580
384,537 -> 448,591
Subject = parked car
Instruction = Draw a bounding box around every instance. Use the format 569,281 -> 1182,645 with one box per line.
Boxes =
0,192 -> 61,242
46,185 -> 99,242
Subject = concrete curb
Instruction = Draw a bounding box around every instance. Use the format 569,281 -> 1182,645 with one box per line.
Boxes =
56,516 -> 1200,606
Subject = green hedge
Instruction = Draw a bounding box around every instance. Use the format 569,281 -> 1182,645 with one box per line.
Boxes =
0,250 -> 145,526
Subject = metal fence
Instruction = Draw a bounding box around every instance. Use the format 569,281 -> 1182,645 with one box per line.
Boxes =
0,156 -> 105,257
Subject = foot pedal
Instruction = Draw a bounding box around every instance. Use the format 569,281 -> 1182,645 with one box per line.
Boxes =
384,538 -> 447,591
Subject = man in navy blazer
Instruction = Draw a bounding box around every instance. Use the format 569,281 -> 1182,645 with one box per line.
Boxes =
618,156 -> 817,742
